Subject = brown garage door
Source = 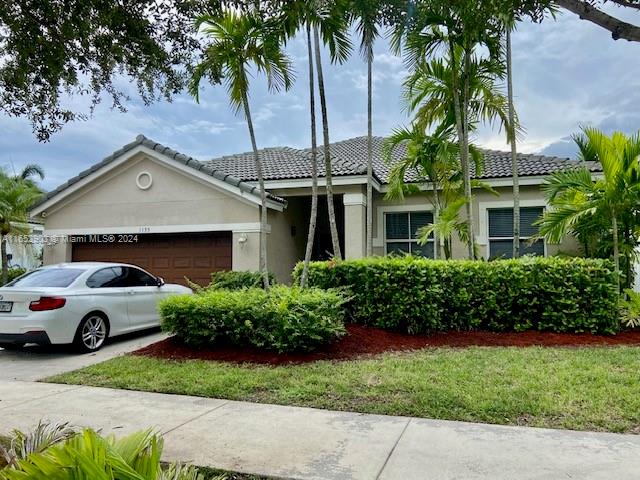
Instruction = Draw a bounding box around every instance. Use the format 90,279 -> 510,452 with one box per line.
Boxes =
72,232 -> 232,286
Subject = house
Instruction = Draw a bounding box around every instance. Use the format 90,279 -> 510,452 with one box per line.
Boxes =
30,134 -> 602,284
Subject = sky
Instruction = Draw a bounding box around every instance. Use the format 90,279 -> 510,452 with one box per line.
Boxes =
1,6 -> 639,191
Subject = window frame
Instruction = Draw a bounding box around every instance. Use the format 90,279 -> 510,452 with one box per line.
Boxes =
383,209 -> 435,258
486,205 -> 546,259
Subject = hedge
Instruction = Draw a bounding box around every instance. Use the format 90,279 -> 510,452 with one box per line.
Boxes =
293,256 -> 619,334
159,285 -> 347,352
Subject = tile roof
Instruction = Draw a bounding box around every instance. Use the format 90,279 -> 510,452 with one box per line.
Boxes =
206,135 -> 603,184
33,135 -> 286,210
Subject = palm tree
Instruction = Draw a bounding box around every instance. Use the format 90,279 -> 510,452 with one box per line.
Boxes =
536,127 -> 640,293
279,0 -> 351,284
349,0 -> 380,256
299,23 -> 319,288
383,123 -> 492,259
189,10 -> 293,289
401,48 -> 513,257
0,173 -> 43,284
503,19 -> 520,258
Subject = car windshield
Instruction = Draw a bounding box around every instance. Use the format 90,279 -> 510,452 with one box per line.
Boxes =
5,268 -> 86,288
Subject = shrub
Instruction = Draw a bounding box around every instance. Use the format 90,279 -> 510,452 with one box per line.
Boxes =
189,270 -> 277,291
160,285 -> 347,352
0,423 -> 202,479
0,268 -> 27,287
620,289 -> 640,328
293,256 -> 619,335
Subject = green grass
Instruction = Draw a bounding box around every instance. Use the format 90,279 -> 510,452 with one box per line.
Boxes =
46,347 -> 640,433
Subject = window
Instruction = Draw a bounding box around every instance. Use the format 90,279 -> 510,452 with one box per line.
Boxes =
7,268 -> 85,288
385,211 -> 434,257
86,267 -> 125,288
488,207 -> 545,259
123,267 -> 157,287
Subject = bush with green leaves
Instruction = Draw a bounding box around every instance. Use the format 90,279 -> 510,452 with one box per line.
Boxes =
188,270 -> 277,291
160,285 -> 347,352
0,422 -> 203,479
620,289 -> 640,328
0,268 -> 26,287
293,256 -> 619,335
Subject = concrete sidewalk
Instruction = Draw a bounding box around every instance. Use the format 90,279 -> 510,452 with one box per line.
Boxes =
0,381 -> 638,479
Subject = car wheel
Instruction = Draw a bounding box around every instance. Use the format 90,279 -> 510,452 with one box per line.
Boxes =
74,313 -> 109,353
0,343 -> 25,350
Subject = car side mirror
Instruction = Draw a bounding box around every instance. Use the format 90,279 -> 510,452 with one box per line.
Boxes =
156,277 -> 165,287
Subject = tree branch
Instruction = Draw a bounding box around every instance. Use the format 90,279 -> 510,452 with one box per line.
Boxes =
555,0 -> 640,41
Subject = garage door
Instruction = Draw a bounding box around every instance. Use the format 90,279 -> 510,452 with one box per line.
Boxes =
72,232 -> 232,286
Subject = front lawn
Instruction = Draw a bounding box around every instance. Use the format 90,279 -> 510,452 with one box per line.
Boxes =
46,346 -> 640,433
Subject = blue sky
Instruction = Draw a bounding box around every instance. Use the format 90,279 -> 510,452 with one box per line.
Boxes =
1,6 -> 639,191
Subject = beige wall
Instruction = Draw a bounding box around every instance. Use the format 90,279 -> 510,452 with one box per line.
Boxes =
372,184 -> 581,259
267,197 -> 308,283
40,153 -> 264,271
42,154 -> 259,231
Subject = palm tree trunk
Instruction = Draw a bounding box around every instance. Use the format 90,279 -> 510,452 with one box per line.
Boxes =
241,91 -> 269,290
301,24 -> 318,288
432,183 -> 440,259
612,214 -> 620,294
462,47 -> 475,259
449,41 -> 474,260
366,55 -> 373,257
506,29 -> 520,259
0,235 -> 7,285
313,26 -> 342,260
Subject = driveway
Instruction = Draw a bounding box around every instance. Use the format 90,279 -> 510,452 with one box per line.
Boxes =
0,330 -> 166,381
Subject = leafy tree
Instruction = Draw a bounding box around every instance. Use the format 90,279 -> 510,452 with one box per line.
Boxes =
0,172 -> 43,284
0,0 -> 219,141
536,127 -> 640,293
189,10 -> 293,289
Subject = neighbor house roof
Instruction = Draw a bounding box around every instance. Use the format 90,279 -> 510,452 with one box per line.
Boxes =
32,134 -> 286,211
205,135 -> 603,184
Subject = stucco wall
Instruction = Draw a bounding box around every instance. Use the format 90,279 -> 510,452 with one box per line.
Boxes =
372,184 -> 581,258
42,154 -> 259,231
267,197 -> 308,283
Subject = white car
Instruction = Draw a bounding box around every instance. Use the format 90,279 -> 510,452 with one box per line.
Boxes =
0,262 -> 191,353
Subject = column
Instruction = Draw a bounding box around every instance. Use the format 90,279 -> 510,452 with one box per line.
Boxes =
343,193 -> 367,259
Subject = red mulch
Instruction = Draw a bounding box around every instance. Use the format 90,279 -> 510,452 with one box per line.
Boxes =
132,324 -> 640,366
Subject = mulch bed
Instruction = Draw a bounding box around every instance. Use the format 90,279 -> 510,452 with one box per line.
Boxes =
132,324 -> 640,366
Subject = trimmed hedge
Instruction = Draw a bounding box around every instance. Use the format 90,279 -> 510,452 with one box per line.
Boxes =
293,256 -> 619,335
159,285 -> 347,352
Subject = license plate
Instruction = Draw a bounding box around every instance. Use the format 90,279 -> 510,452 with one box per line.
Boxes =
0,301 -> 13,313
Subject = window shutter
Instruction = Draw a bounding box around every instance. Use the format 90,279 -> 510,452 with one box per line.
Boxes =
386,213 -> 409,240
520,207 -> 544,237
410,211 -> 433,239
488,209 -> 513,237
